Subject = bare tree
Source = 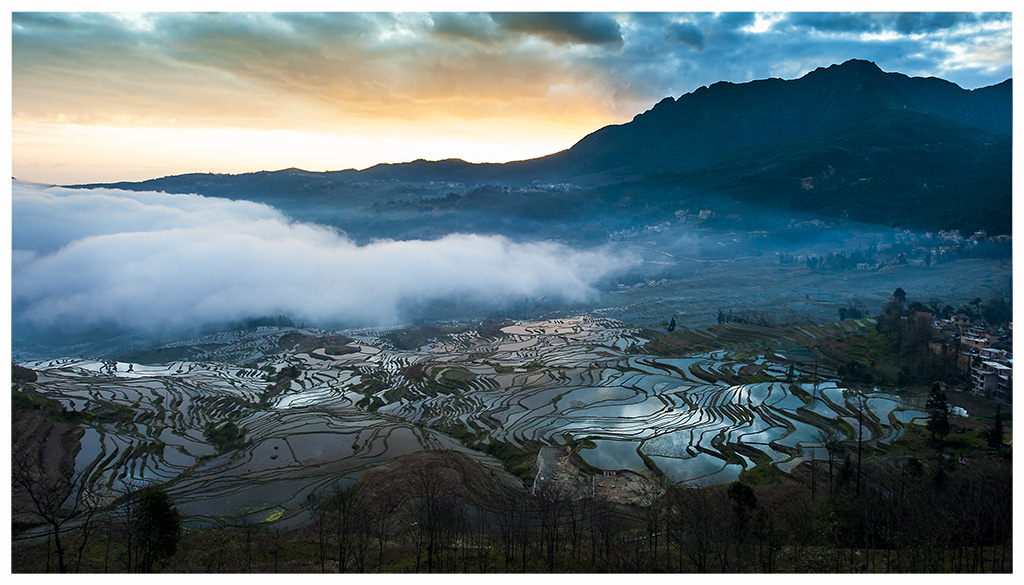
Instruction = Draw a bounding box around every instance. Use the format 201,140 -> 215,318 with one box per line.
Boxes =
304,491 -> 330,572
665,484 -> 731,572
409,465 -> 458,573
258,524 -> 284,573
107,478 -> 147,572
328,481 -> 358,572
494,488 -> 523,571
11,437 -> 88,573
534,480 -> 571,572
368,491 -> 397,571
634,477 -> 664,569
816,428 -> 844,497
71,478 -> 106,572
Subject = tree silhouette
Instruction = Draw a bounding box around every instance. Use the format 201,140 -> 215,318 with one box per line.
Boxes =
134,486 -> 181,572
925,382 -> 950,441
11,427 -> 92,573
987,405 -> 1004,448
727,481 -> 757,541
816,429 -> 844,497
409,465 -> 459,572
893,287 -> 907,305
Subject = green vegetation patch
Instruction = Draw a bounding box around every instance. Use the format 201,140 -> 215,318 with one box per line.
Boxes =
204,421 -> 246,453
384,325 -> 462,350
274,332 -> 359,355
12,363 -> 38,384
259,364 -> 303,407
646,322 -> 785,356
481,439 -> 544,483
475,318 -> 514,338
12,388 -> 59,412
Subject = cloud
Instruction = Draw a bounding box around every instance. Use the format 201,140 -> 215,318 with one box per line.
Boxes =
665,22 -> 706,50
429,12 -> 501,43
893,12 -> 980,35
11,182 -> 634,334
785,12 -> 886,33
489,12 -> 623,46
12,12 -> 1013,130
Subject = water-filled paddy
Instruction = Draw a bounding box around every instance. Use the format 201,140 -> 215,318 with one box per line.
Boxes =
648,452 -> 744,485
579,439 -> 647,471
20,315 -> 927,522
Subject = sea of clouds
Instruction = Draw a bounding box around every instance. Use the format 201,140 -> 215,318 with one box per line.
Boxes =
12,182 -> 634,336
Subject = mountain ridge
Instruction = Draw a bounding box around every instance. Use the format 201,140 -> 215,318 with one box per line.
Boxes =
68,59 -> 1012,234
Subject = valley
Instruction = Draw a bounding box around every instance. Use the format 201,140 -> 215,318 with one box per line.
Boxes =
10,53 -> 1012,572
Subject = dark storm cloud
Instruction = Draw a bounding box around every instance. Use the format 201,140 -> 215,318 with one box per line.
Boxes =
489,12 -> 624,46
13,11 -> 1013,123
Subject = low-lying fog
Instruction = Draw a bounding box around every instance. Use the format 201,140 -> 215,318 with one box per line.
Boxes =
12,182 -> 633,339
11,180 -> 1011,359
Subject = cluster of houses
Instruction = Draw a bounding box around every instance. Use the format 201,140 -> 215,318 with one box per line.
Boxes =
929,314 -> 1013,402
851,229 -> 1011,270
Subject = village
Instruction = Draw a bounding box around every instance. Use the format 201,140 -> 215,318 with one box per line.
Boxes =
933,311 -> 1013,403
791,227 -> 1011,272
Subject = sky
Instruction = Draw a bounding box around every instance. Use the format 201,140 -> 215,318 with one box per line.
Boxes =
7,4 -> 1015,185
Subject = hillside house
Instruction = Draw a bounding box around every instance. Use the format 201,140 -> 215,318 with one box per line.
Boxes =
972,360 -> 1013,402
951,314 -> 972,331
961,334 -> 991,351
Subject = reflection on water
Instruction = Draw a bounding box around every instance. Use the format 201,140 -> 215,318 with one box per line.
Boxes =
648,452 -> 743,485
74,427 -> 103,474
29,315 -> 929,523
579,439 -> 646,472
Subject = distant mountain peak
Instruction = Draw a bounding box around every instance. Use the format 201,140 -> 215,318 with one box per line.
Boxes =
830,58 -> 883,70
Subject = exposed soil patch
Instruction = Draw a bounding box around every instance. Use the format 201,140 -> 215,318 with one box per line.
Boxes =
534,446 -> 661,505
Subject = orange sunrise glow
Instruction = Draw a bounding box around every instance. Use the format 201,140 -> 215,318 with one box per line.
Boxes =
10,9 -> 1014,185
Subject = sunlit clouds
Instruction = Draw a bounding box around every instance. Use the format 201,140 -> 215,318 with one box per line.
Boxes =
10,10 -> 1014,184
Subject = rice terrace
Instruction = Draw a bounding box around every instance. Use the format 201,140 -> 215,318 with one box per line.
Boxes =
20,316 -> 927,519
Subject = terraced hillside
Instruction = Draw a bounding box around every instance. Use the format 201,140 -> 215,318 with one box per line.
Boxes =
15,316 -> 928,527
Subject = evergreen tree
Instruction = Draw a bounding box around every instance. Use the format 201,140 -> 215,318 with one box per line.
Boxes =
893,287 -> 907,305
988,405 -> 1004,448
668,317 -> 676,332
925,382 -> 951,440
135,486 -> 181,572
726,482 -> 758,540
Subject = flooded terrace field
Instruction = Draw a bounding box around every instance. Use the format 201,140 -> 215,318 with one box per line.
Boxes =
19,316 -> 927,524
